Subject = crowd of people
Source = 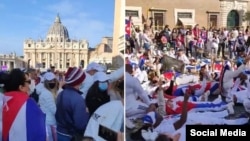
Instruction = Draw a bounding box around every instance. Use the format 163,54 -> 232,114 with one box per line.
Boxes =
0,62 -> 124,141
125,23 -> 250,141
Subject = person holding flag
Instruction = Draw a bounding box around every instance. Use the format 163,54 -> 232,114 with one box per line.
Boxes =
0,69 -> 46,141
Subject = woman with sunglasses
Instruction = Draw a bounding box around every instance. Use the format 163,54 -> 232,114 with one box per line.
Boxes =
39,72 -> 60,141
0,69 -> 46,141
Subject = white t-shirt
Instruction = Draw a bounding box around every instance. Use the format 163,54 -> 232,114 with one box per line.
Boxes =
177,54 -> 190,64
84,101 -> 124,141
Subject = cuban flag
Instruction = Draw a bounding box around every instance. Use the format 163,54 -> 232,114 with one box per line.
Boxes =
213,61 -> 223,73
167,82 -> 219,96
1,92 -> 46,141
125,16 -> 131,39
163,71 -> 182,80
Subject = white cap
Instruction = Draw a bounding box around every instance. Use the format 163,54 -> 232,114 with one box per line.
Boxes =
86,62 -> 105,72
200,62 -> 207,67
93,71 -> 110,82
39,76 -> 45,83
43,72 -> 56,81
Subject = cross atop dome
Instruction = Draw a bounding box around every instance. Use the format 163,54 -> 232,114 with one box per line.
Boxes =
55,13 -> 61,23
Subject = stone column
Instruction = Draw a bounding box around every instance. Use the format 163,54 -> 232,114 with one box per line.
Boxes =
242,2 -> 248,28
14,60 -> 16,68
84,54 -> 88,69
46,53 -> 49,69
220,1 -> 228,28
7,61 -> 10,70
57,52 -> 60,70
39,53 -> 42,65
63,53 -> 66,70
32,53 -> 35,68
76,53 -> 79,67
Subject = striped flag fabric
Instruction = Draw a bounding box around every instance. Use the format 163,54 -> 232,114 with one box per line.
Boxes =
125,16 -> 132,39
173,82 -> 219,96
152,82 -> 219,97
1,91 -> 46,141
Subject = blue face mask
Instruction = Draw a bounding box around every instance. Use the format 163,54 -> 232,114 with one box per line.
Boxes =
98,82 -> 108,91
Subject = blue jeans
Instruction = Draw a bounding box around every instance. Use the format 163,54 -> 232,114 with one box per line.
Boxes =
57,133 -> 72,141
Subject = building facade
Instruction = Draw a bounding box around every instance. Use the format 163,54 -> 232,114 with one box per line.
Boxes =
113,0 -> 125,54
126,0 -> 250,31
89,37 -> 113,69
112,0 -> 125,68
0,53 -> 26,71
23,15 -> 89,71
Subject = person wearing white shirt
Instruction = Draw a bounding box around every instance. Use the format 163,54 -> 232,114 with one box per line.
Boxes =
176,49 -> 190,65
232,28 -> 239,39
36,75 -> 45,95
134,65 -> 148,83
125,64 -> 156,120
221,58 -> 250,102
165,48 -> 176,58
80,62 -> 105,98
84,79 -> 124,141
39,72 -> 59,141
80,62 -> 124,99
142,30 -> 153,55
135,28 -> 143,51
211,33 -> 219,56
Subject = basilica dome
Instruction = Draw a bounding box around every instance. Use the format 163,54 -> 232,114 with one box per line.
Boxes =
46,14 -> 69,41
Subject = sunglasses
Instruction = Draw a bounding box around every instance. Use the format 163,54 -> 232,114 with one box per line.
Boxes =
25,80 -> 31,84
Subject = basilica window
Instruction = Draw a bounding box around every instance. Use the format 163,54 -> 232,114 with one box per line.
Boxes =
66,62 -> 70,68
207,11 -> 220,29
42,62 -> 46,68
60,64 -> 62,68
149,8 -> 167,31
104,45 -> 112,53
177,12 -> 192,18
125,10 -> 139,17
28,44 -> 31,47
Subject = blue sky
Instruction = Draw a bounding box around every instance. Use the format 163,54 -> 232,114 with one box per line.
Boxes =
0,0 -> 114,55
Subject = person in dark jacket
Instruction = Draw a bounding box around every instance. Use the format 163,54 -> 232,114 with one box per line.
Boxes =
56,67 -> 89,141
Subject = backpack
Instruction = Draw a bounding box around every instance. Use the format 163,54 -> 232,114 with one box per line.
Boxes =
30,89 -> 39,103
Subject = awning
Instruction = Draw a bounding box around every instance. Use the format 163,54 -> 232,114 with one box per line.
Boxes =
178,18 -> 196,27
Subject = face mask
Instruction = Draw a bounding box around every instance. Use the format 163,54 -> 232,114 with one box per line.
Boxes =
48,83 -> 56,89
98,82 -> 108,91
